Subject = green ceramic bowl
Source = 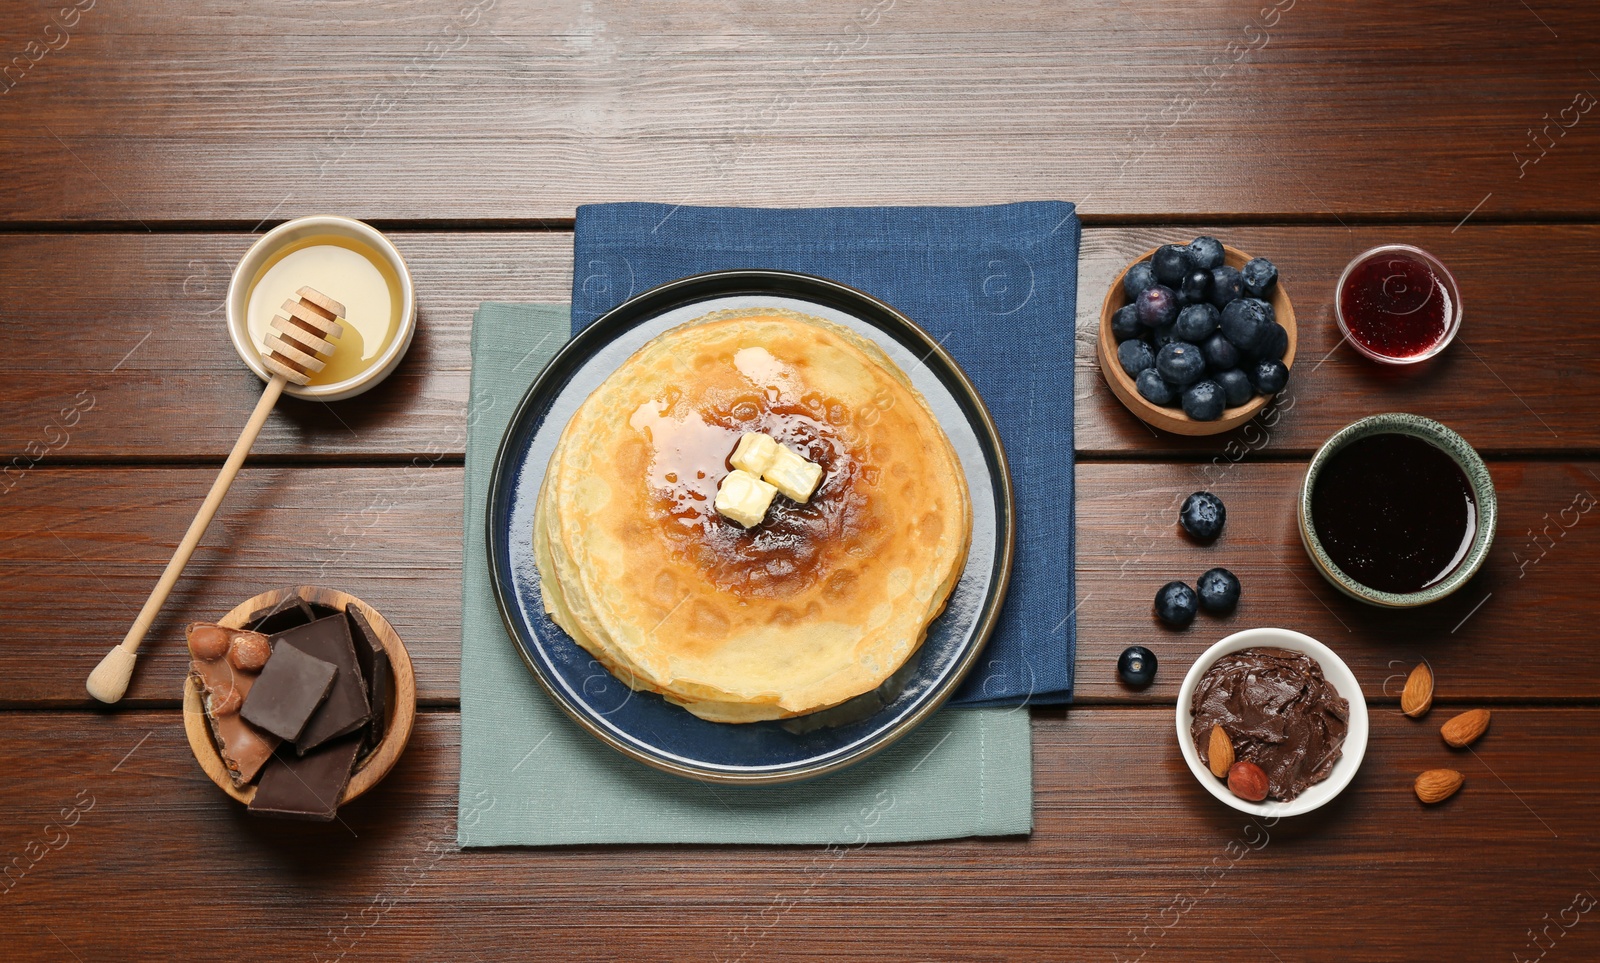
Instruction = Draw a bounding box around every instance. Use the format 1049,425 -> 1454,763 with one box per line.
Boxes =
1299,413 -> 1496,608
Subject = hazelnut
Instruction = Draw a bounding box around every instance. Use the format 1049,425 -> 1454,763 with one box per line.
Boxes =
187,623 -> 231,661
1226,761 -> 1270,803
207,683 -> 243,716
227,634 -> 271,672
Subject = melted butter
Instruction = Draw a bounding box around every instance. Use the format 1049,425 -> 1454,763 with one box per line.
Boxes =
633,382 -> 879,599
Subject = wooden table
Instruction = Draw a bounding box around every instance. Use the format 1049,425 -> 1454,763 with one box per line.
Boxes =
3,1 -> 1598,959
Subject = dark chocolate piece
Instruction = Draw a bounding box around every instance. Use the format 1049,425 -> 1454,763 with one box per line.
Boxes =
273,615 -> 371,754
241,643 -> 338,741
246,598 -> 317,636
306,601 -> 341,620
247,736 -> 362,822
346,606 -> 391,747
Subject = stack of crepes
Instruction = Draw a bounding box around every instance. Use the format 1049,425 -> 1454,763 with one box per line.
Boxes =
534,307 -> 973,722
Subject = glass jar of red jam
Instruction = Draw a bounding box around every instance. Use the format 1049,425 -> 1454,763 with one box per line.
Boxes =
1334,244 -> 1462,364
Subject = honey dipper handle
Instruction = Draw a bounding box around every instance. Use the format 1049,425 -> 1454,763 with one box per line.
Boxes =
87,374 -> 288,703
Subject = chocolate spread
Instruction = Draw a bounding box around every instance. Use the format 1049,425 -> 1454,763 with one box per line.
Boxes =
1189,647 -> 1350,801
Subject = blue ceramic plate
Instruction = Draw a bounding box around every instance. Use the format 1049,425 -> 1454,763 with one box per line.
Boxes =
486,270 -> 1014,784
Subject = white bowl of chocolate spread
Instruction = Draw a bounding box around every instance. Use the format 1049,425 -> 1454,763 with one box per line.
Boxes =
1177,627 -> 1369,817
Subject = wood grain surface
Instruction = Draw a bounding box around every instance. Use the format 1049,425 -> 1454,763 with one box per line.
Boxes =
1,1 -> 1598,222
3,224 -> 1598,461
4,0 -> 1599,958
0,708 -> 1594,962
4,460 -> 1595,707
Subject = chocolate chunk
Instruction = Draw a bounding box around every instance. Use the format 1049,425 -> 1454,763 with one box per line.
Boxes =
241,643 -> 338,741
346,606 -> 391,747
273,614 -> 371,754
247,736 -> 362,821
246,598 -> 317,636
186,622 -> 280,786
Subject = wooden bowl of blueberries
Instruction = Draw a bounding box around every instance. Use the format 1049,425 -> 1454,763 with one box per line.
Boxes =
1097,237 -> 1296,436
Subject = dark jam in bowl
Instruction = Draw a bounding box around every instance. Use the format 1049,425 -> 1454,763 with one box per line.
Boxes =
1337,249 -> 1455,360
1311,433 -> 1476,594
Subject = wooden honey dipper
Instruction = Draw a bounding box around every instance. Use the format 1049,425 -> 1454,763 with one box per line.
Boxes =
86,287 -> 347,703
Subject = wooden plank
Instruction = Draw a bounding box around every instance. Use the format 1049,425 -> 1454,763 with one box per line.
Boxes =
1,1 -> 1598,222
0,706 -> 1594,961
3,224 -> 1598,462
5,460 -> 1597,707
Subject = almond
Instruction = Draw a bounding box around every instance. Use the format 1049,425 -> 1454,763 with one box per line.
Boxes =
1226,761 -> 1269,802
1415,769 -> 1464,804
1401,662 -> 1434,718
1207,724 -> 1235,778
1441,708 -> 1491,748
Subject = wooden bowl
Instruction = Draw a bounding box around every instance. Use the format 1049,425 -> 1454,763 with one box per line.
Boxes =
1097,244 -> 1297,435
182,585 -> 417,806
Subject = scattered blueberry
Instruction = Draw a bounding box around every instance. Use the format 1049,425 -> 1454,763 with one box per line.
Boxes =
1174,303 -> 1219,343
1197,567 -> 1241,614
1202,331 -> 1240,371
1154,581 -> 1199,628
1151,244 -> 1191,286
1156,342 -> 1207,386
1136,285 -> 1180,328
1257,322 -> 1289,361
1182,379 -> 1225,420
1123,261 -> 1157,301
1215,367 -> 1254,407
1209,265 -> 1244,307
1187,236 -> 1225,271
1111,303 -> 1143,343
1117,645 -> 1159,687
1250,358 -> 1290,394
1117,339 -> 1155,377
1178,269 -> 1212,305
1180,491 -> 1226,541
1241,257 -> 1278,297
1220,298 -> 1272,352
1136,368 -> 1176,406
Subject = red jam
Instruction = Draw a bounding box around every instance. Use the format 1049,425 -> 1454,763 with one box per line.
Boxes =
1337,250 -> 1455,360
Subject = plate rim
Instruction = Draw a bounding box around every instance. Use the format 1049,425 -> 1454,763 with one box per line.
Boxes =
485,268 -> 1016,784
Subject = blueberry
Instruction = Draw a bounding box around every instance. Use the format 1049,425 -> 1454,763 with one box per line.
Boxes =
1209,265 -> 1244,307
1117,645 -> 1158,687
1182,379 -> 1225,420
1257,322 -> 1289,361
1215,367 -> 1254,407
1220,298 -> 1272,352
1178,269 -> 1212,305
1174,303 -> 1219,343
1202,332 -> 1240,371
1123,261 -> 1157,301
1241,257 -> 1278,297
1156,341 -> 1206,386
1154,581 -> 1198,628
1110,303 -> 1144,343
1187,236 -> 1225,271
1136,368 -> 1176,406
1180,491 -> 1226,541
1250,358 -> 1290,394
1135,285 -> 1179,328
1151,244 -> 1191,286
1197,567 -> 1241,614
1150,324 -> 1181,347
1117,339 -> 1155,377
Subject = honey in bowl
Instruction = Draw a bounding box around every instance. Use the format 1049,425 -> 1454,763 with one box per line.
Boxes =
244,234 -> 403,386
1310,432 -> 1477,594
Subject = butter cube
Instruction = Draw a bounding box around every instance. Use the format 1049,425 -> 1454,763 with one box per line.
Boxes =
714,469 -> 778,528
763,444 -> 824,503
729,432 -> 780,476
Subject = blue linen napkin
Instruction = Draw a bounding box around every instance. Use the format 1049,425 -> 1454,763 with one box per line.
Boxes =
571,202 -> 1079,705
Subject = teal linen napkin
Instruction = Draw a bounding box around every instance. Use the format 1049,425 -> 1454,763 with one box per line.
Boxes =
457,303 -> 1032,846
